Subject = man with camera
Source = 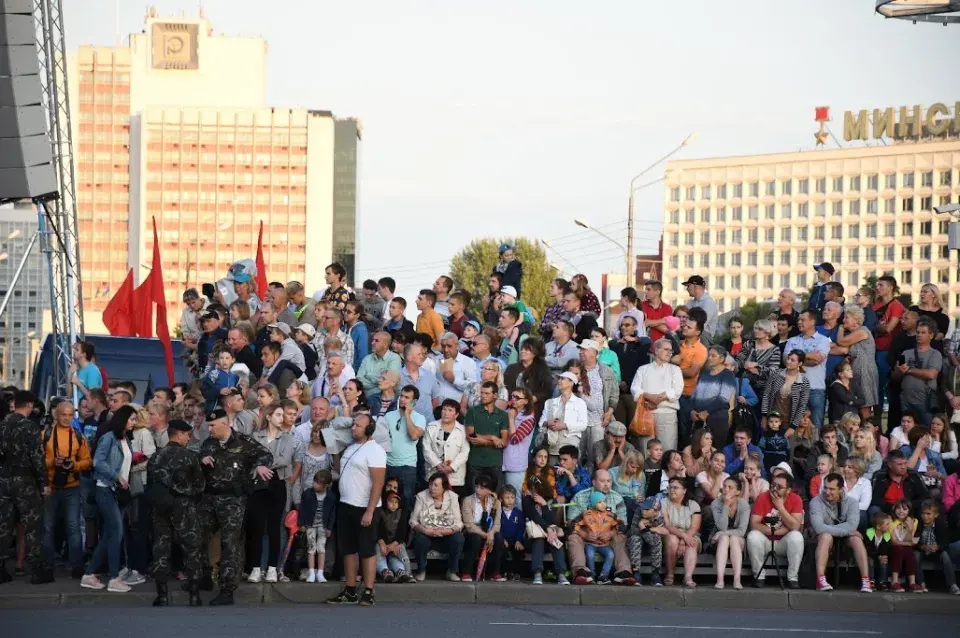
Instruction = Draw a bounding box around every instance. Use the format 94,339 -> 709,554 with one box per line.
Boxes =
0,391 -> 55,584
42,400 -> 92,579
746,470 -> 804,588
810,473 -> 872,593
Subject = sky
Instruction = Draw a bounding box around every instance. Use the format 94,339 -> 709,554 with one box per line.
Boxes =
64,0 -> 960,303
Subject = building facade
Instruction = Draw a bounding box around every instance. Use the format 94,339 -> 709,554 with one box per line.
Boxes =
68,9 -> 358,322
661,139 -> 960,314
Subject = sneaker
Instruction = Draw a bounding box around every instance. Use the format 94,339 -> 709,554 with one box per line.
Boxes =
118,567 -> 130,581
327,587 -> 359,604
382,570 -> 395,584
860,579 -> 873,593
306,571 -> 316,583
491,573 -> 507,582
396,572 -> 414,584
358,588 -> 375,607
265,567 -> 278,583
299,569 -> 309,582
122,570 -> 146,586
817,576 -> 833,592
415,572 -> 426,582
107,577 -> 131,593
80,574 -> 105,590
877,582 -> 889,592
891,583 -> 905,593
557,574 -> 570,586
909,583 -> 924,593
532,573 -> 543,585
460,573 -> 473,582
650,572 -> 663,587
949,584 -> 960,595
613,571 -> 637,586
247,568 -> 262,583
511,573 -> 521,582
316,572 -> 327,583
596,573 -> 611,585
920,583 -> 928,593
446,572 -> 461,582
573,569 -> 594,586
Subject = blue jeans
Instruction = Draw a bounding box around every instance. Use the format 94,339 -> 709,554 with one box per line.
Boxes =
529,537 -> 567,574
376,544 -> 410,575
504,471 -> 525,496
876,351 -> 891,413
386,465 -> 418,513
412,531 -> 464,574
585,543 -> 614,577
87,486 -> 124,579
808,389 -> 826,429
914,550 -> 957,589
42,486 -> 84,569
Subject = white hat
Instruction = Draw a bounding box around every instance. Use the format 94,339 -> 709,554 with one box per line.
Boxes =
559,371 -> 579,383
295,323 -> 317,338
578,339 -> 601,352
268,322 -> 291,336
500,285 -> 518,299
773,461 -> 794,478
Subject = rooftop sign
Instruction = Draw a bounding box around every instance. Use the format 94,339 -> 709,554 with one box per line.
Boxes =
843,102 -> 959,141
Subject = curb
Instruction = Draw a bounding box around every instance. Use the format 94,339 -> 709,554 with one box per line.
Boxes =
2,582 -> 959,614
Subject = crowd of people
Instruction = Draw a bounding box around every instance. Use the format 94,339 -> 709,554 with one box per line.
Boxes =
3,250 -> 960,608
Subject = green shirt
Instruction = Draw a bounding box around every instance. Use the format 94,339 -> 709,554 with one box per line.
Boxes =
356,350 -> 402,392
464,404 -> 509,468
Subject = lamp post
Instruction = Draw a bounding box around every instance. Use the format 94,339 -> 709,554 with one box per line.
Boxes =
573,218 -> 629,268
540,238 -> 581,274
625,132 -> 697,288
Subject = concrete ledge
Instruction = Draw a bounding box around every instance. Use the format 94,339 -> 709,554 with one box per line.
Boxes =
475,582 -> 580,606
59,591 -> 157,606
580,585 -> 685,607
787,590 -> 897,613
377,581 -> 476,604
0,592 -> 60,608
685,588 -> 789,610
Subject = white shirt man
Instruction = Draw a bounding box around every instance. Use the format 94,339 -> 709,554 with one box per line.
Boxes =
311,352 -> 355,406
435,332 -> 478,403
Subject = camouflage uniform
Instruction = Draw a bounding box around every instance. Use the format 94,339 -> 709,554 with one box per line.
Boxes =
0,413 -> 48,573
148,441 -> 205,581
197,431 -> 272,590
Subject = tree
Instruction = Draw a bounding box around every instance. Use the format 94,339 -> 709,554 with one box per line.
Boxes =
730,299 -> 776,333
449,237 -> 554,320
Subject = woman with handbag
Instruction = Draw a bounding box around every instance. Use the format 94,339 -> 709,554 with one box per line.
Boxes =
121,406 -> 157,586
520,448 -> 569,585
81,405 -> 138,593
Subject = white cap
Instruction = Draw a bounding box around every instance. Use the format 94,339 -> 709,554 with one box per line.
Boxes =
500,285 -> 518,299
559,371 -> 579,383
578,339 -> 601,352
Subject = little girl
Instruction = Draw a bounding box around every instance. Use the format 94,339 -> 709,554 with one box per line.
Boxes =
297,469 -> 336,583
889,499 -> 922,593
758,412 -> 789,476
376,490 -> 414,583
808,454 -> 835,498
737,458 -> 769,506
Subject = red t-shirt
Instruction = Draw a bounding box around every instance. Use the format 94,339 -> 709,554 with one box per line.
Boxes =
641,300 -> 673,344
873,299 -> 905,351
751,490 -> 803,538
883,478 -> 905,505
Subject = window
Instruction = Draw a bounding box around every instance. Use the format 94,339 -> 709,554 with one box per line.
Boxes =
715,253 -> 725,267
866,199 -> 878,214
831,224 -> 843,240
902,246 -> 913,260
798,202 -> 809,217
939,268 -> 950,284
733,183 -> 743,198
848,272 -> 859,286
685,232 -> 694,245
885,174 -> 896,189
780,274 -> 791,289
816,177 -> 826,193
716,230 -> 726,244
715,275 -> 725,290
731,274 -> 741,288
941,171 -> 953,187
670,187 -> 681,201
902,222 -> 913,236
921,171 -> 933,187
902,172 -> 914,188
866,247 -> 877,262
670,232 -> 679,246
717,207 -> 726,222
749,205 -> 759,220
684,254 -> 694,269
764,274 -> 774,289
831,248 -> 842,263
701,208 -> 711,223
921,196 -> 932,211
847,224 -> 859,239
920,221 -> 932,235
686,186 -> 696,200
731,253 -> 741,266
849,247 -> 859,263
732,206 -> 742,221
669,210 -> 681,224
798,249 -> 808,264
815,226 -> 825,240
700,254 -> 710,268
732,229 -> 742,244
685,209 -> 696,223
941,245 -> 951,259
764,228 -> 775,243
749,182 -> 759,197
669,255 -> 679,268
748,229 -> 758,243
702,185 -> 712,200
799,178 -> 809,194
884,246 -> 895,262
832,177 -> 843,192
672,277 -> 679,291
718,184 -> 727,199
748,274 -> 757,289
850,176 -> 861,191
814,249 -> 825,264
902,270 -> 913,285
832,201 -> 843,216
764,250 -> 774,266
782,227 -> 792,242
850,200 -> 860,215
866,223 -> 877,238
867,175 -> 878,190
884,222 -> 895,237
902,198 -> 914,212
747,252 -> 758,266
765,205 -> 775,220
920,245 -> 931,260
940,220 -> 951,234
782,203 -> 792,219
920,269 -> 931,284
780,251 -> 791,265
781,179 -> 792,195
798,227 -> 808,241
816,202 -> 826,217
797,273 -> 807,288
884,197 -> 896,213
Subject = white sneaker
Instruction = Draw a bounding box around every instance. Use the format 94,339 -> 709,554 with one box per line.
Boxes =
265,567 -> 278,583
107,577 -> 131,593
306,571 -> 316,583
80,574 -> 105,590
247,567 -> 262,583
122,570 -> 146,586
316,572 -> 327,583
118,567 -> 130,581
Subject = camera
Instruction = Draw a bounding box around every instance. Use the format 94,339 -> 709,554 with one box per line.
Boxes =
762,515 -> 780,528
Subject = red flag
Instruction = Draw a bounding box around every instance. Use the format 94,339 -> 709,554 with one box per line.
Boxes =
102,268 -> 137,336
255,220 -> 267,298
131,275 -> 154,338
132,218 -> 175,385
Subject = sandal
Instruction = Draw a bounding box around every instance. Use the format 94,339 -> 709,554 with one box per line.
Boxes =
733,582 -> 743,590
685,580 -> 697,589
663,575 -> 675,586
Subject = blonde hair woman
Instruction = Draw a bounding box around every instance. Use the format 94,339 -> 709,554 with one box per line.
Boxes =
834,306 -> 879,419
286,379 -> 312,421
911,283 -> 949,341
124,404 -> 157,586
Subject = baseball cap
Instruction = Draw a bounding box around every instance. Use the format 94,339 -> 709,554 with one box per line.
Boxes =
606,421 -> 627,437
773,461 -> 794,478
268,322 -> 291,336
767,410 -> 782,420
681,275 -> 706,287
295,323 -> 316,338
500,285 -> 518,299
168,419 -> 193,433
559,371 -> 579,383
201,311 -> 220,323
230,272 -> 253,284
206,408 -> 227,422
578,339 -> 601,352
813,262 -> 836,275
638,496 -> 659,511
464,320 -> 481,333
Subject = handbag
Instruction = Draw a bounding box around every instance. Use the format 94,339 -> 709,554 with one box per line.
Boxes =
525,520 -> 546,539
629,399 -> 655,438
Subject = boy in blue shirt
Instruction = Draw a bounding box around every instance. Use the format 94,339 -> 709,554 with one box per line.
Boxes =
491,485 -> 526,581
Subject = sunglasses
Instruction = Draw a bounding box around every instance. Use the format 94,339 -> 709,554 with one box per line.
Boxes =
511,395 -> 525,400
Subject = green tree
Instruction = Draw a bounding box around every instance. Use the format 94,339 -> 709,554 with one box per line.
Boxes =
730,299 -> 776,333
449,237 -> 554,320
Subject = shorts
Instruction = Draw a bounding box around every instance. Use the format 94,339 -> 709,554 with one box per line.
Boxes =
306,525 -> 327,554
336,503 -> 378,559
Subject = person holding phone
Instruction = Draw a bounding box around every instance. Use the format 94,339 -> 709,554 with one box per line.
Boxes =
383,386 -> 426,511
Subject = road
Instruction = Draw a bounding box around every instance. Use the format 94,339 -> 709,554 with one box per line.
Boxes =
2,604 -> 953,637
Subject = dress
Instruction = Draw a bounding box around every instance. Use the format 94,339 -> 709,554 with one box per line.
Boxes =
849,327 -> 879,407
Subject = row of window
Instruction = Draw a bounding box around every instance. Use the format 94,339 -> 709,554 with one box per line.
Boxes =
669,171 -> 956,202
669,219 -> 950,247
668,244 -> 951,272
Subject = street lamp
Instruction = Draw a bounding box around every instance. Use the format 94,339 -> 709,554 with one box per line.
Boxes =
540,238 -> 582,273
0,252 -> 7,263
625,132 -> 698,287
573,218 -> 629,257
7,229 -> 21,240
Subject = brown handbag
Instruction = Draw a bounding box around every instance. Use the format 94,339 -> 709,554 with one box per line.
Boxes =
629,399 -> 655,437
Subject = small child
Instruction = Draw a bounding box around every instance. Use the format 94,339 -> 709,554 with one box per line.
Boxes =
298,469 -> 336,583
643,439 -> 664,498
628,496 -> 666,586
808,454 -> 835,498
576,492 -> 619,584
200,348 -> 240,412
739,458 -> 770,506
865,511 -> 892,591
459,321 -> 481,355
913,500 -> 959,594
758,412 -> 789,476
492,485 -> 526,581
889,498 -> 922,593
376,490 -> 414,583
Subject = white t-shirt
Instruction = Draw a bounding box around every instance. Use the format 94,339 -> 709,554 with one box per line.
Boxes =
338,440 -> 387,508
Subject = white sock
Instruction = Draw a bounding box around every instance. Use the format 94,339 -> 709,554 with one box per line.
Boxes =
317,568 -> 324,577
308,569 -> 316,577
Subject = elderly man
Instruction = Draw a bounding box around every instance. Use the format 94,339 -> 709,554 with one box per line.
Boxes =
295,396 -> 332,444
591,421 -> 636,472
469,333 -> 499,377
399,343 -> 440,422
356,331 -> 403,392
545,321 -> 579,373
286,281 -> 316,328
312,352 -> 353,407
321,308 -> 355,368
682,275 -> 718,342
578,338 -> 618,453
267,282 -> 297,327
784,309 -> 831,428
746,471 -> 804,588
630,337 -> 683,450
566,469 -> 637,586
436,332 -> 478,404
811,473 -> 871,592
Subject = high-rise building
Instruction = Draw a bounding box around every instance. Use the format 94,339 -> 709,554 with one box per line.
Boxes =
661,138 -> 960,314
0,202 -> 47,386
68,8 -> 358,324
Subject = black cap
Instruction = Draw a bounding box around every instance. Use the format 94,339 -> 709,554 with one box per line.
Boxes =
813,262 -> 836,275
682,275 -> 706,287
201,311 -> 220,322
206,408 -> 227,421
168,419 -> 193,433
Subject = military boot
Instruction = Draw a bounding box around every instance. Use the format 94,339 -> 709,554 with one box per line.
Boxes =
152,581 -> 169,607
188,580 -> 203,607
208,587 -> 234,606
182,566 -> 214,592
29,567 -> 55,585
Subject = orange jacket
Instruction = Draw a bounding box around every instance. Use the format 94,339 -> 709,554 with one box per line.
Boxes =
44,425 -> 92,490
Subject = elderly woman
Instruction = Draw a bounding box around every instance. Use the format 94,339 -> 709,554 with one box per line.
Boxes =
630,337 -> 684,451
423,399 -> 472,497
367,369 -> 401,418
538,370 -> 588,465
736,319 -> 781,423
762,349 -> 810,434
833,306 -> 878,419
662,477 -> 702,588
851,426 -> 882,481
410,472 -> 465,582
842,456 -> 872,530
711,476 -> 750,590
689,346 -> 737,448
467,360 -> 509,411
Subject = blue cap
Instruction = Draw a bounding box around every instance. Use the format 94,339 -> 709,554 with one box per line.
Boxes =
464,320 -> 481,333
498,243 -> 512,254
638,496 -> 659,511
231,272 -> 253,284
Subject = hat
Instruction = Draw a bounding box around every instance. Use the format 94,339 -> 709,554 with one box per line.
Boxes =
773,461 -> 794,478
230,363 -> 251,377
767,410 -> 782,420
268,322 -> 291,336
498,243 -> 513,255
813,262 -> 836,275
182,288 -> 200,302
638,496 -> 659,511
590,491 -> 607,509
229,272 -> 253,284
168,419 -> 193,433
201,311 -> 220,323
606,421 -> 627,437
681,275 -> 706,287
464,320 -> 481,333
559,371 -> 579,384
295,323 -> 316,338
578,339 -> 601,352
664,316 -> 681,332
384,490 -> 401,504
500,285 -> 518,299
206,408 -> 227,422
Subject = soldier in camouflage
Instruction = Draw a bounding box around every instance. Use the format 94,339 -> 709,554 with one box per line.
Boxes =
197,408 -> 273,606
0,391 -> 55,584
148,419 -> 205,607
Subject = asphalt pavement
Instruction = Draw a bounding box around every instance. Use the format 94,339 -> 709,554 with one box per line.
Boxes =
2,604 -> 955,638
